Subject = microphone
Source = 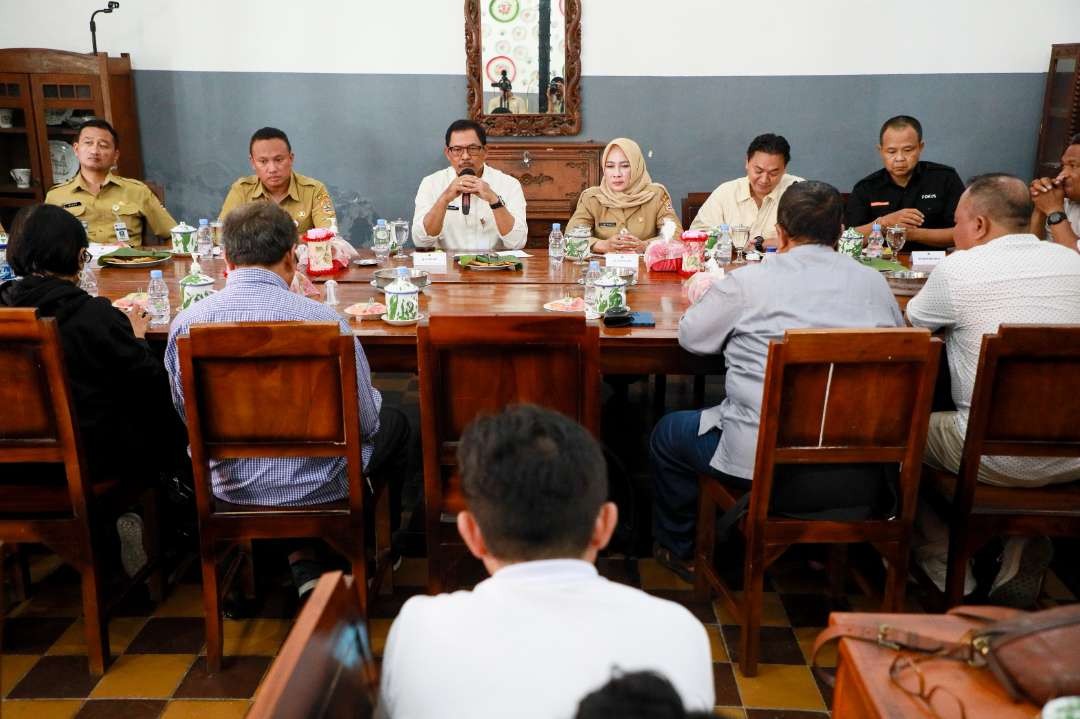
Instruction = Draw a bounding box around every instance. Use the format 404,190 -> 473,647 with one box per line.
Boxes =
458,167 -> 476,216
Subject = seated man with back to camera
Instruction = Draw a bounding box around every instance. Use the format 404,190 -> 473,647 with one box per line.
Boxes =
650,181 -> 905,581
689,133 -> 803,247
379,405 -> 714,719
412,119 -> 527,251
907,173 -> 1080,606
164,202 -> 411,598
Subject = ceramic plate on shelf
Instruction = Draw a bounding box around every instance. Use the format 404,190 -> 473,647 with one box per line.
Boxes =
49,140 -> 78,183
44,109 -> 73,126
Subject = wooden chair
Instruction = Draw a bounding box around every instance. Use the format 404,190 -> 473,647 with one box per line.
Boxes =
694,328 -> 941,676
248,571 -> 376,719
919,325 -> 1080,609
0,308 -> 160,675
418,314 -> 601,593
680,192 -> 711,228
177,322 -> 393,673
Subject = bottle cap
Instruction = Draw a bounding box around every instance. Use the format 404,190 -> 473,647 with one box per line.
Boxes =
198,219 -> 209,226
552,223 -> 561,231
872,223 -> 882,231
765,247 -> 778,252
150,269 -> 163,279
377,219 -> 387,226
720,224 -> 731,232
589,260 -> 600,272
397,267 -> 408,277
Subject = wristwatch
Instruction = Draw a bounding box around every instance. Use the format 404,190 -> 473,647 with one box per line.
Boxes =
489,195 -> 505,210
1047,211 -> 1068,226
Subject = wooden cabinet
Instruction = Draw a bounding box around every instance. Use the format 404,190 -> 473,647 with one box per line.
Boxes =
0,49 -> 143,228
1034,43 -> 1080,178
485,141 -> 603,248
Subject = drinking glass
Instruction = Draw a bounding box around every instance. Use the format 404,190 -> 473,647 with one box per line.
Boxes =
391,219 -> 410,255
886,226 -> 907,256
731,226 -> 751,264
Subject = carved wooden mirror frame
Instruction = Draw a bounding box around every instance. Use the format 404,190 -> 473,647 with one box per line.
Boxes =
465,0 -> 582,136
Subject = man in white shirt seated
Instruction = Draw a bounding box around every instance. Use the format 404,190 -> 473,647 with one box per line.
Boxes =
1029,132 -> 1080,250
412,119 -> 527,252
379,405 -> 714,719
688,133 -> 803,246
907,173 -> 1080,607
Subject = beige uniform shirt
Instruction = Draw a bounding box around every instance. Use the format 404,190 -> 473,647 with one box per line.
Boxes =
45,172 -> 176,247
689,174 -> 803,241
566,185 -> 682,248
219,172 -> 335,234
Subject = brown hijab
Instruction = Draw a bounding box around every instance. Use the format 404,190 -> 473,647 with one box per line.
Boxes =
597,137 -> 659,209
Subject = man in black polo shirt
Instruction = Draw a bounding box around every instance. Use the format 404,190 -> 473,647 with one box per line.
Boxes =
845,115 -> 965,249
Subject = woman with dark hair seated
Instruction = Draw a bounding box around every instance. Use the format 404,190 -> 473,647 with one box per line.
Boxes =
0,204 -> 187,573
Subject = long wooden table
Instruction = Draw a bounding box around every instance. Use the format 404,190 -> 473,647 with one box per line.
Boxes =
93,249 -> 909,374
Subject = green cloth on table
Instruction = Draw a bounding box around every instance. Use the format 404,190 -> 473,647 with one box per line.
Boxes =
859,258 -> 907,272
97,247 -> 171,266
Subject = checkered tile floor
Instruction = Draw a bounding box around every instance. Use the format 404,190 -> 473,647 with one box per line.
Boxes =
3,375 -> 1077,718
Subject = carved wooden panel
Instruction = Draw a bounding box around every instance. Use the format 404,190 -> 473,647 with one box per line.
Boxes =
485,141 -> 602,247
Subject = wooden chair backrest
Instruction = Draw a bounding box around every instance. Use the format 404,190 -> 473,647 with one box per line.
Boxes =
680,192 -> 711,228
417,314 -> 601,470
955,325 -> 1080,506
177,322 -> 364,514
248,571 -> 375,719
0,308 -> 91,515
750,328 -> 941,524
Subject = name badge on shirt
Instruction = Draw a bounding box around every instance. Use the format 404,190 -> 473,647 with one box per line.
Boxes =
63,201 -> 82,209
598,222 -> 617,228
447,204 -> 460,211
113,222 -> 130,244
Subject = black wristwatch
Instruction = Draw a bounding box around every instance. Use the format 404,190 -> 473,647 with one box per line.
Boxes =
1047,211 -> 1068,226
489,195 -> 505,210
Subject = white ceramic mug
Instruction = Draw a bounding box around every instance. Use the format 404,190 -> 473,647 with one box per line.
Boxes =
0,109 -> 13,128
9,168 -> 31,188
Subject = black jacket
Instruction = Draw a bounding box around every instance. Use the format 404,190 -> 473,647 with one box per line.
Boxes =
0,275 -> 176,480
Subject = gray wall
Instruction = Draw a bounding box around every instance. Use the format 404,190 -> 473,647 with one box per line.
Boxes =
134,71 -> 1045,245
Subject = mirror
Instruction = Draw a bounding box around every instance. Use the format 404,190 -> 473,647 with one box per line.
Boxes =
466,0 -> 581,136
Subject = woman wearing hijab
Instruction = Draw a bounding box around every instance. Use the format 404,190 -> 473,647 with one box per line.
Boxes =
567,137 -> 682,254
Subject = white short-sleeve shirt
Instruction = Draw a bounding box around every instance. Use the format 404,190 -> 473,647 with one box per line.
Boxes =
412,164 -> 528,251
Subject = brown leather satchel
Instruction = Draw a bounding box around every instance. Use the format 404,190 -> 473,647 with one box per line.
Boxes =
812,604 -> 1080,707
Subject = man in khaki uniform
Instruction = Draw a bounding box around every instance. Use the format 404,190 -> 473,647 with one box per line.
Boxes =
219,127 -> 335,234
46,120 -> 176,247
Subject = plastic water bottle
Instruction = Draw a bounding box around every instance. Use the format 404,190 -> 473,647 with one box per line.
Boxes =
148,269 -> 170,326
583,260 -> 601,318
717,224 -> 733,264
79,264 -> 98,297
866,223 -> 884,259
196,219 -> 213,257
548,223 -> 565,265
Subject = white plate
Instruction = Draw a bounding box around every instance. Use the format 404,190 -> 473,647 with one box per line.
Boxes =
49,140 -> 78,183
381,312 -> 425,326
44,109 -> 73,126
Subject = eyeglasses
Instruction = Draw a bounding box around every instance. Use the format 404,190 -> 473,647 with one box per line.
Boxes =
447,144 -> 485,157
890,655 -> 967,719
79,248 -> 92,265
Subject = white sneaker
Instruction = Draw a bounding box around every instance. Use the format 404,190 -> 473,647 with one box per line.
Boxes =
916,553 -> 976,596
116,512 -> 148,578
989,537 -> 1053,608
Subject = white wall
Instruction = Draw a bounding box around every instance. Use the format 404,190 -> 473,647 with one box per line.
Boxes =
2,0 -> 1078,76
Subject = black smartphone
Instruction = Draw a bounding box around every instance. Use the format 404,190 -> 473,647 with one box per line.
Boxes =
628,311 -> 655,327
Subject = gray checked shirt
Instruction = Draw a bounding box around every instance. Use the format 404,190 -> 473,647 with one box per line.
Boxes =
679,244 -> 904,479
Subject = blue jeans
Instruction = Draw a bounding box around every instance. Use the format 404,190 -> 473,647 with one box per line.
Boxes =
649,410 -> 748,559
